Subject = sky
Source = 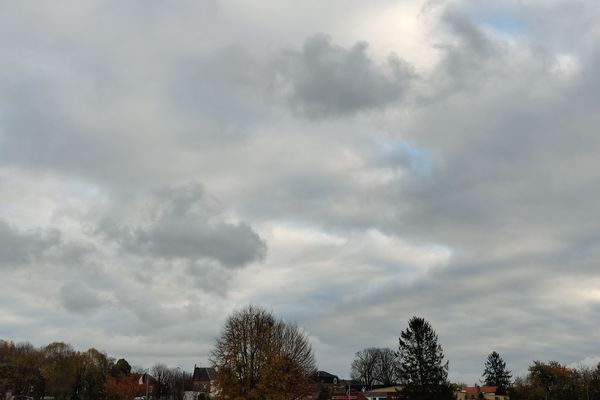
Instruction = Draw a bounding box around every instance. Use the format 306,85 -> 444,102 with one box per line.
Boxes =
1,0 -> 600,385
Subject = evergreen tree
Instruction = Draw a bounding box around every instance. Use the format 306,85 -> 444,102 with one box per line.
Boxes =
481,351 -> 512,395
397,317 -> 452,400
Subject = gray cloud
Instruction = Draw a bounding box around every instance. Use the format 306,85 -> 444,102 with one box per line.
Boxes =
431,6 -> 502,93
0,218 -> 97,272
0,220 -> 61,267
272,34 -> 414,117
99,183 -> 266,268
2,0 -> 600,385
59,282 -> 103,314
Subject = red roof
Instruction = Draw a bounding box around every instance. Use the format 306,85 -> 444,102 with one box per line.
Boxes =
464,386 -> 497,395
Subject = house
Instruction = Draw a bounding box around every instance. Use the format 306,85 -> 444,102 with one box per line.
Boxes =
183,366 -> 215,400
310,371 -> 342,399
331,388 -> 368,400
362,386 -> 403,400
455,385 -> 509,400
315,371 -> 340,385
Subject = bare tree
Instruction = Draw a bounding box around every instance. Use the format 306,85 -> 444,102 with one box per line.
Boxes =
351,348 -> 380,388
375,348 -> 399,386
210,305 -> 316,400
151,363 -> 169,399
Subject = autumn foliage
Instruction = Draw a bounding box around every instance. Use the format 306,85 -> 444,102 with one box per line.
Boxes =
210,305 -> 316,400
105,375 -> 140,400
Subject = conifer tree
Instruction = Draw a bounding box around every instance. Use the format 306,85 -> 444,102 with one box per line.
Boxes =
481,351 -> 512,395
397,317 -> 452,400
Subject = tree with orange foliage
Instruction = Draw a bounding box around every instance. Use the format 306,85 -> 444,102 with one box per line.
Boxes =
210,305 -> 316,400
105,375 -> 140,400
528,361 -> 577,400
41,342 -> 78,400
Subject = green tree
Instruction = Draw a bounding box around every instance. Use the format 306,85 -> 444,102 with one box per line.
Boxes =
481,351 -> 512,395
397,317 -> 452,400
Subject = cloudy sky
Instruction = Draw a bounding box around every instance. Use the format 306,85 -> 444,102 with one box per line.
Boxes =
2,0 -> 600,384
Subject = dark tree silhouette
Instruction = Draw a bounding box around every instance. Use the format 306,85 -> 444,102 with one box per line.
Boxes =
351,348 -> 380,388
375,348 -> 399,386
111,359 -> 131,378
481,351 -> 512,395
397,317 -> 452,400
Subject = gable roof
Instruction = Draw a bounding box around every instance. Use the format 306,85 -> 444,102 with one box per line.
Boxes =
317,370 -> 338,378
193,367 -> 216,381
464,386 -> 497,395
368,386 -> 403,393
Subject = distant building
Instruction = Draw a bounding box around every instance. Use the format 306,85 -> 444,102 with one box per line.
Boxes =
455,385 -> 509,400
315,371 -> 340,385
183,366 -> 215,400
310,370 -> 342,399
363,386 -> 403,400
331,388 -> 368,400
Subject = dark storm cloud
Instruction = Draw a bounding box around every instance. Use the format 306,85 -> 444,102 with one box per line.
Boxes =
99,183 -> 266,268
272,34 -> 414,117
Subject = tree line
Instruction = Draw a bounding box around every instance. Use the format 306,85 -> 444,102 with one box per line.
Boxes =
349,317 -> 454,400
510,361 -> 600,400
4,307 -> 600,400
0,341 -> 190,400
350,316 -> 600,400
